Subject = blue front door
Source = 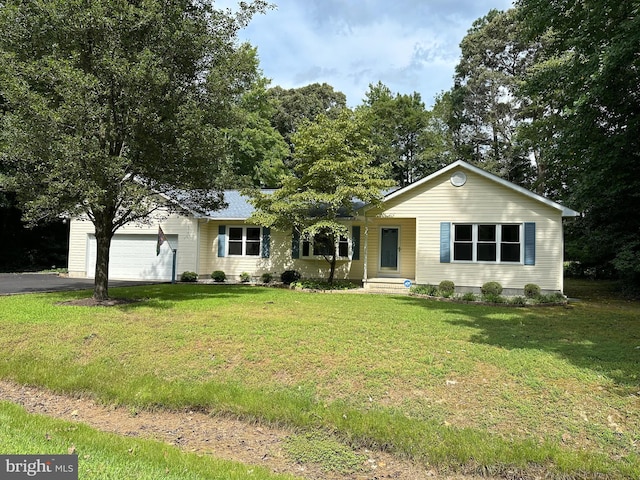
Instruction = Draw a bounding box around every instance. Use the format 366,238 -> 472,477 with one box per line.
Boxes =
380,228 -> 399,270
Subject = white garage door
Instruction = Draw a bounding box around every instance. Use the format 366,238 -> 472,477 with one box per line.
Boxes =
86,234 -> 179,280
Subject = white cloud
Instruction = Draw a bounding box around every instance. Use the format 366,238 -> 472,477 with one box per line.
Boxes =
218,0 -> 514,106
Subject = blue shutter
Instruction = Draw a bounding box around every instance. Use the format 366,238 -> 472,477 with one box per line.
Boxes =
218,225 -> 226,257
291,230 -> 300,259
524,222 -> 536,265
261,227 -> 271,258
352,225 -> 360,260
440,222 -> 451,263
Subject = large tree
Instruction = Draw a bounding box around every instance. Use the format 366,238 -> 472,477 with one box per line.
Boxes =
267,82 -> 347,171
247,109 -> 393,283
226,77 -> 289,188
360,82 -> 435,186
451,9 -> 539,189
0,0 -> 268,299
517,0 -> 640,283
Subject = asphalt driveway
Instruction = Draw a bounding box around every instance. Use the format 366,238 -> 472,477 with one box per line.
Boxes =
0,273 -> 158,295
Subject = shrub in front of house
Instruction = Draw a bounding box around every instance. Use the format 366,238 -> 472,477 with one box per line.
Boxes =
537,292 -> 566,304
438,280 -> 455,297
261,272 -> 273,284
524,283 -> 541,299
281,270 -> 301,285
211,270 -> 226,282
240,272 -> 251,283
481,281 -> 503,296
180,271 -> 198,282
508,295 -> 528,306
293,279 -> 358,290
461,292 -> 477,302
482,293 -> 506,304
410,284 -> 439,296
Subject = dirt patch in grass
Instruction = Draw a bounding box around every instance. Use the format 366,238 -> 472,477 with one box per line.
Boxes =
0,380 -> 484,480
58,297 -> 143,307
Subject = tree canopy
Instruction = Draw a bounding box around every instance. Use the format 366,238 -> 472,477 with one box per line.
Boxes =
359,82 -> 444,187
247,109 -> 394,283
0,0 -> 268,299
517,0 -> 640,283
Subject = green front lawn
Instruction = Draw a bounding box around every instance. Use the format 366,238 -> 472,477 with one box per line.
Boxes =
0,401 -> 294,480
0,280 -> 638,478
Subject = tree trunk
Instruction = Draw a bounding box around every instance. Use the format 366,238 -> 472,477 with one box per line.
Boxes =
93,218 -> 114,301
328,254 -> 337,285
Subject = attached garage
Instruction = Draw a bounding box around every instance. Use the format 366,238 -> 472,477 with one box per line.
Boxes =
86,234 -> 178,281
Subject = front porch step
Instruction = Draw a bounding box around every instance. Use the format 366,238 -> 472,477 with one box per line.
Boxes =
364,278 -> 414,295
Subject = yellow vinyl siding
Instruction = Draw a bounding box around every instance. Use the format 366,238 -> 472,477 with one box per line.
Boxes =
67,208 -> 198,278
364,218 -> 416,279
367,170 -> 565,292
199,221 -> 365,282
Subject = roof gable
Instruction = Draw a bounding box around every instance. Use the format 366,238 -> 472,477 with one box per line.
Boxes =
381,160 -> 580,217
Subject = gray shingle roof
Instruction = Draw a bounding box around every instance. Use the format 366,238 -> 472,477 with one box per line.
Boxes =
197,189 -> 381,220
202,190 -> 275,219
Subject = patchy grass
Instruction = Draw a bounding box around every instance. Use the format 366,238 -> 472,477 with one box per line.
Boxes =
283,432 -> 363,474
0,402 -> 294,480
0,280 -> 639,478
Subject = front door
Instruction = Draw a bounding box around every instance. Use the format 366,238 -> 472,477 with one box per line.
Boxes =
380,227 -> 399,271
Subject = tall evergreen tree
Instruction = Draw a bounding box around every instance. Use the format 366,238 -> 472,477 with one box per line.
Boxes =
451,9 -> 538,188
360,82 -> 434,186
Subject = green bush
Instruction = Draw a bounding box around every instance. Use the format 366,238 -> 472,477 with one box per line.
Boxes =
179,271 -> 198,282
438,280 -> 455,297
461,292 -> 477,302
537,292 -> 566,304
211,270 -> 226,282
261,272 -> 273,284
281,270 -> 301,285
482,293 -> 506,304
240,272 -> 251,283
524,283 -> 541,299
481,281 -> 503,296
293,279 -> 358,291
410,284 -> 439,296
508,296 -> 528,306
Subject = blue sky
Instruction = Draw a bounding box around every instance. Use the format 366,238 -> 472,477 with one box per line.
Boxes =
219,0 -> 514,107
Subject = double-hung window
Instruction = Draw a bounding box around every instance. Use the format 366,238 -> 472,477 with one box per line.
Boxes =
228,227 -> 261,256
453,224 -> 521,263
301,233 -> 349,258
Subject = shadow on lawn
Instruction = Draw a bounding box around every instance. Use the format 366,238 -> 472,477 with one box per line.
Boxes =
394,294 -> 640,393
56,284 -> 269,310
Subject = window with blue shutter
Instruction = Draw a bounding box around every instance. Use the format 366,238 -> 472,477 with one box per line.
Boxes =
218,225 -> 226,257
352,226 -> 360,260
261,227 -> 271,258
524,222 -> 536,265
440,222 -> 451,263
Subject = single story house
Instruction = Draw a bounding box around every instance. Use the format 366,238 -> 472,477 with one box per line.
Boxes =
68,160 -> 580,294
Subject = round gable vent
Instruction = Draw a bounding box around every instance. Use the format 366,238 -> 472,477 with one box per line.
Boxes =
450,171 -> 467,187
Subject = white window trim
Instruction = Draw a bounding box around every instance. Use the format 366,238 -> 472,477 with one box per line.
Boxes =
452,223 -> 523,264
300,234 -> 351,260
227,226 -> 262,257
